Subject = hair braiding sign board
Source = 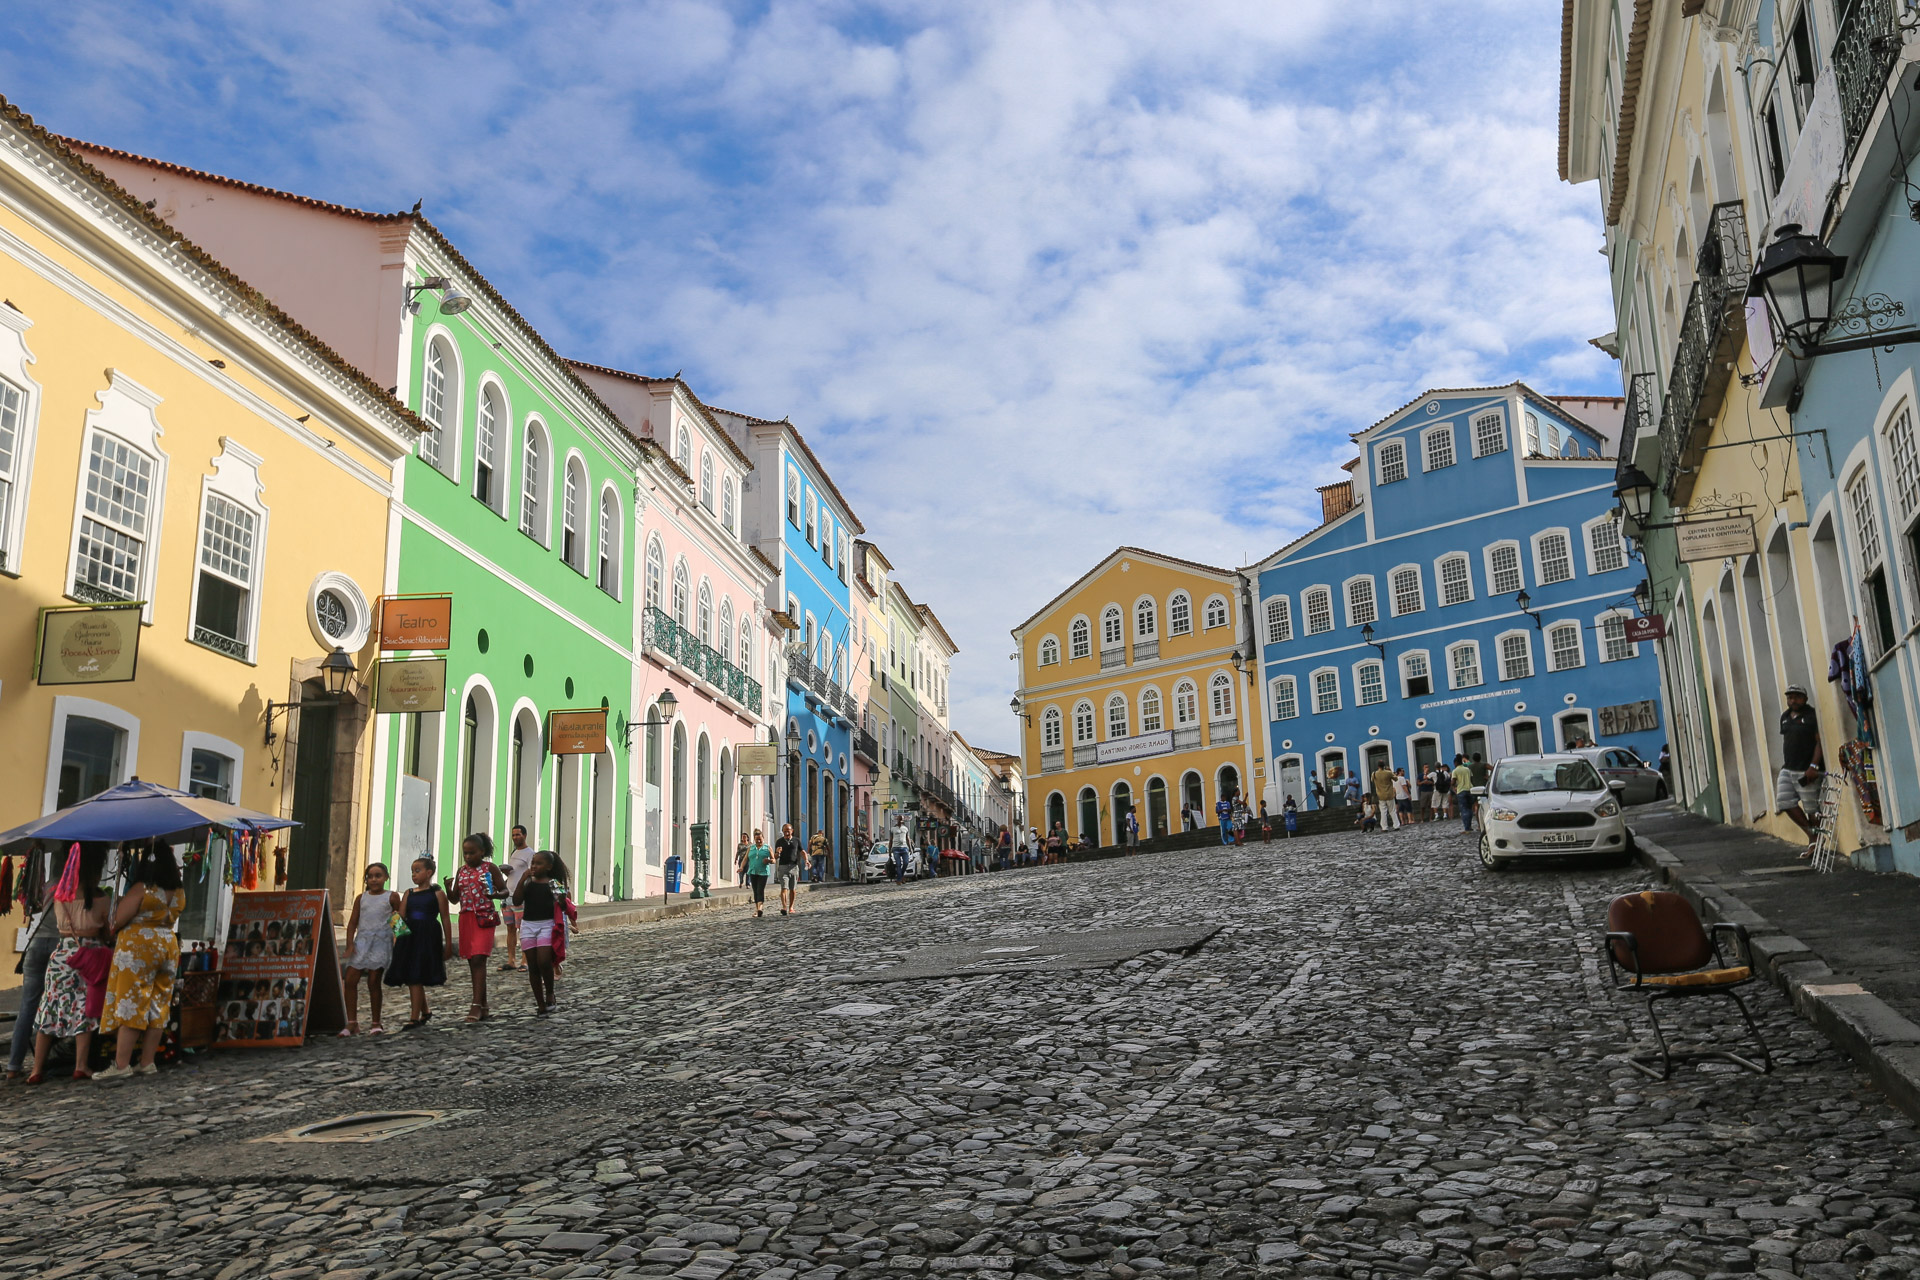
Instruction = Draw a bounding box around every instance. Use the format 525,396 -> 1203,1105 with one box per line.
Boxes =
214,889 -> 346,1047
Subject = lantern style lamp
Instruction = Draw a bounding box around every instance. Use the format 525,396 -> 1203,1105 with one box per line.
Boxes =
1750,223 -> 1847,353
1613,464 -> 1657,528
320,646 -> 357,698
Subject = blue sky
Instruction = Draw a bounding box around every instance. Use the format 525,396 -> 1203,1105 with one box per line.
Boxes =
5,0 -> 1617,750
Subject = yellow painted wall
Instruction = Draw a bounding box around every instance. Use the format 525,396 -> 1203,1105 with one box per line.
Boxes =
0,154 -> 403,986
1016,552 -> 1255,842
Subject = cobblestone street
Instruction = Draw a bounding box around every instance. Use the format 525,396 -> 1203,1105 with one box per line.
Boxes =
4,824 -> 1919,1280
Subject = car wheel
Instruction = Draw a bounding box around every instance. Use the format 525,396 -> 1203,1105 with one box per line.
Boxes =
1479,834 -> 1508,872
1654,781 -> 1669,801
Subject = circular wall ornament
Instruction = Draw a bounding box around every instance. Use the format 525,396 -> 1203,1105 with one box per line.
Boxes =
1281,739 -> 1293,750
1564,692 -> 1578,705
1133,766 -> 1142,777
1368,726 -> 1380,736
1463,710 -> 1476,721
1513,701 -> 1526,713
1426,401 -> 1440,415
1324,732 -> 1336,743
306,572 -> 370,651
1414,718 -> 1427,729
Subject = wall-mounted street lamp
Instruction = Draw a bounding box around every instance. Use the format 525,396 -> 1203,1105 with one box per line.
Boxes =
405,275 -> 473,317
1359,622 -> 1386,659
1514,590 -> 1544,631
1633,579 -> 1653,615
622,688 -> 678,748
1008,696 -> 1031,726
265,646 -> 358,744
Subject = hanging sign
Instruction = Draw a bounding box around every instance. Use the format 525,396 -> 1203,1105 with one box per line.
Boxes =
548,708 -> 608,755
1623,614 -> 1668,643
215,889 -> 346,1047
736,743 -> 779,776
377,594 -> 453,651
36,603 -> 142,685
1675,516 -> 1758,562
373,657 -> 448,713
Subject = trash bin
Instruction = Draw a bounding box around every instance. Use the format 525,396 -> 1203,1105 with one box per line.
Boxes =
665,856 -> 682,894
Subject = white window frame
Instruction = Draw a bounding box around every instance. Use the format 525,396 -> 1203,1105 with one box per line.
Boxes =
187,439 -> 269,663
1168,590 -> 1193,635
1311,666 -> 1341,714
1400,649 -> 1433,698
1422,423 -> 1456,472
1135,596 -> 1158,638
1496,629 -> 1534,682
1583,513 -> 1627,575
1042,707 -> 1063,750
1436,552 -> 1473,606
1376,438 -> 1407,485
1069,615 -> 1092,660
1547,620 -> 1585,671
1271,675 -> 1299,720
1139,686 -> 1163,733
417,330 -> 462,481
473,375 -> 510,515
1354,658 -> 1386,706
1038,635 -> 1061,666
521,416 -> 550,546
1446,640 -> 1483,689
43,694 -> 140,816
786,466 -> 801,526
1263,595 -> 1292,644
1596,609 -> 1639,662
805,491 -> 818,546
1472,409 -> 1507,458
721,474 -> 736,535
1203,594 -> 1230,630
1106,695 -> 1128,740
1304,586 -> 1333,635
561,452 -> 589,573
1073,700 -> 1096,744
1343,574 -> 1377,628
596,483 -> 622,598
1485,540 -> 1523,595
1209,672 -> 1234,720
0,307 -> 42,575
68,371 -> 169,621
180,730 -> 245,803
1173,680 -> 1199,726
1388,564 -> 1423,616
699,452 -> 714,512
644,536 -> 664,612
1101,605 -> 1124,649
1532,527 -> 1575,586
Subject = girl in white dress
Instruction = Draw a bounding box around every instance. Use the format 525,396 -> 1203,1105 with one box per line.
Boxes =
340,862 -> 400,1036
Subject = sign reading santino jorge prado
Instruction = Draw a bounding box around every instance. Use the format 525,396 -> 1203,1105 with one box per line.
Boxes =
377,594 -> 453,650
36,603 -> 141,685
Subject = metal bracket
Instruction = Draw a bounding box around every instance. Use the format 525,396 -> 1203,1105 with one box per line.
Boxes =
1696,428 -> 1833,479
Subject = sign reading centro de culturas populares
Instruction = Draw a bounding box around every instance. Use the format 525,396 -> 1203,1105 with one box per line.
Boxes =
36,603 -> 142,685
377,594 -> 453,650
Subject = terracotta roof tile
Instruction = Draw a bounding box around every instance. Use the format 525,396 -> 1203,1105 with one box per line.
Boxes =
1011,545 -> 1237,636
706,403 -> 865,536
566,359 -> 755,472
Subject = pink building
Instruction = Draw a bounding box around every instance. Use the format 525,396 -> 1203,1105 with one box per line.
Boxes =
572,364 -> 781,895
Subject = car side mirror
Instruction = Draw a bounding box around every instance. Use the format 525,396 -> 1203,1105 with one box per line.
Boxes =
1608,779 -> 1628,792
1471,786 -> 1487,796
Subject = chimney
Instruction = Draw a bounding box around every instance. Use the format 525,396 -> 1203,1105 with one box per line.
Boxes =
1317,480 -> 1354,524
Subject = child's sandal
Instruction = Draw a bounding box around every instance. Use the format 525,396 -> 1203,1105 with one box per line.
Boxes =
339,1022 -> 358,1038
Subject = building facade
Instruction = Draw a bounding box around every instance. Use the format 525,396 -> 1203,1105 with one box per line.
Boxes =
1013,548 -> 1258,844
1252,385 -> 1664,809
0,107 -> 420,962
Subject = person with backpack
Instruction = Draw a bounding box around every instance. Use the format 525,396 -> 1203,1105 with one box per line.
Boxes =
774,823 -> 803,915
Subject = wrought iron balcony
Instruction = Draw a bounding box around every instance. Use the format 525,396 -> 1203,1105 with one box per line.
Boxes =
1618,370 -> 1658,481
1133,638 -> 1159,662
1040,749 -> 1065,774
1100,646 -> 1126,670
1072,743 -> 1098,767
808,661 -> 828,695
71,577 -> 134,605
1657,200 -> 1751,504
1835,0 -> 1904,167
191,626 -> 249,661
785,646 -> 814,690
643,606 -> 703,671
856,728 -> 880,762
1174,726 -> 1201,751
1208,719 -> 1240,746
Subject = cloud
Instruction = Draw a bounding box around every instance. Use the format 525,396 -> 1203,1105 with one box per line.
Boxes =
2,0 -> 1614,751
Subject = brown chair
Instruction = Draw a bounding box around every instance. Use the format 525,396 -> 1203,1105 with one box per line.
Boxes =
1604,890 -> 1771,1079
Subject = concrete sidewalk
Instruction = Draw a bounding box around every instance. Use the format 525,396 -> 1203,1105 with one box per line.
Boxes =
1630,801 -> 1920,1120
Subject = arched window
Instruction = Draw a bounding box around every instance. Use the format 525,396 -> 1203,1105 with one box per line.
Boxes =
1313,668 -> 1340,713
1390,566 -> 1423,616
1174,679 -> 1198,725
1140,687 -> 1163,732
474,381 -> 503,509
1070,617 -> 1091,659
1107,695 -> 1128,739
561,459 -> 587,571
1586,515 -> 1626,573
1101,606 -> 1123,648
1135,598 -> 1156,638
700,452 -> 714,511
672,560 -> 689,626
1073,701 -> 1096,743
1345,577 -> 1376,627
739,619 -> 754,672
1209,673 -> 1233,719
645,537 -> 664,612
721,475 -> 736,534
520,421 -> 547,543
419,336 -> 453,473
675,421 -> 691,473
1265,597 -> 1291,643
1169,592 -> 1192,635
1204,595 -> 1229,629
719,598 -> 734,661
697,581 -> 713,645
596,488 -> 619,595
1042,707 -> 1063,750
1305,587 -> 1333,634
1438,553 -> 1473,605
1039,637 -> 1060,665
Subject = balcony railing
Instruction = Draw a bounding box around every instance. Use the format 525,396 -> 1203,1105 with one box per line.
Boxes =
1072,743 -> 1097,767
1657,200 -> 1750,503
191,626 -> 249,661
785,647 -> 814,690
1174,726 -> 1201,751
1041,749 -> 1065,774
808,661 -> 828,695
1100,646 -> 1126,670
1835,0 -> 1904,167
855,729 -> 880,762
1619,370 -> 1658,482
1208,719 -> 1240,746
645,607 -> 759,714
71,578 -> 134,605
1133,638 -> 1158,662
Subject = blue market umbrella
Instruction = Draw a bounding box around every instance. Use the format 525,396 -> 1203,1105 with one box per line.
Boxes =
0,778 -> 297,847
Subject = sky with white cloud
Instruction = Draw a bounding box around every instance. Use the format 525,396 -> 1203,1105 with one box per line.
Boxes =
5,0 -> 1618,752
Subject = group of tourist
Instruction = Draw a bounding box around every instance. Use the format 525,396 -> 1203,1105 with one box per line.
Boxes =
1345,755 -> 1491,834
6,840 -> 194,1085
338,823 -> 577,1031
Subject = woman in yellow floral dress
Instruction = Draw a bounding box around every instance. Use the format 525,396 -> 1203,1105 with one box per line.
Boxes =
97,843 -> 184,1081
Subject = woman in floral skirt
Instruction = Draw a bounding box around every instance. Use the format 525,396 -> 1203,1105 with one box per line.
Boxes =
96,843 -> 185,1081
28,843 -> 111,1083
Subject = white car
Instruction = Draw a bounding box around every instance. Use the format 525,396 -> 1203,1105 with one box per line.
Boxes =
1478,753 -> 1632,871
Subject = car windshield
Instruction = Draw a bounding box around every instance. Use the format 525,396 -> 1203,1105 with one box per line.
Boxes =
1493,759 -> 1605,794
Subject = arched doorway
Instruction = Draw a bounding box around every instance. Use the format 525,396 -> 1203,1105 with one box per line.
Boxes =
838,782 -> 850,878
1278,755 -> 1305,810
590,749 -> 614,898
1458,727 -> 1488,764
1112,780 -> 1133,844
1362,743 -> 1390,780
1506,720 -> 1540,755
556,754 -> 580,879
1046,791 -> 1066,835
511,707 -> 541,844
1740,556 -> 1785,777
1217,764 -> 1240,803
1315,749 -> 1346,806
671,722 -> 688,862
1700,598 -> 1748,820
717,746 -> 734,882
806,762 -> 820,845
1715,571 -> 1768,819
1181,770 -> 1203,822
1146,776 -> 1168,837
458,687 -> 496,846
696,733 -> 712,878
1077,786 -> 1099,846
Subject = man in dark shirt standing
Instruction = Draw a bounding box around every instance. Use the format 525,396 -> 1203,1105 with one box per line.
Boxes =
1778,685 -> 1825,850
773,823 -> 802,916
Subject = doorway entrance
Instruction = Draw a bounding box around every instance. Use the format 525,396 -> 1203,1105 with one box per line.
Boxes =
1047,792 -> 1066,835
1078,787 -> 1099,845
1363,743 -> 1390,780
1278,755 -> 1304,810
1112,781 -> 1134,843
1509,720 -> 1541,755
1558,713 -> 1593,750
1318,749 -> 1347,805
1459,728 -> 1488,764
288,701 -> 335,891
1146,777 -> 1168,837
1218,765 -> 1241,803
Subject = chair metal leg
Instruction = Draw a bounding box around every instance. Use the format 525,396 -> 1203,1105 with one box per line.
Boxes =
1625,987 -> 1771,1079
1626,992 -> 1674,1080
1722,988 -> 1773,1074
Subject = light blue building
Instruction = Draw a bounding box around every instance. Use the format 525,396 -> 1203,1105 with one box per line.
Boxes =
713,409 -> 862,871
1249,383 -> 1665,810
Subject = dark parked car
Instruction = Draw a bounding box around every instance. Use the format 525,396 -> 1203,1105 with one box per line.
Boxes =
1570,746 -> 1667,805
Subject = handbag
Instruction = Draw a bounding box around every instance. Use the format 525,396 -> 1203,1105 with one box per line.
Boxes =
64,942 -> 113,1020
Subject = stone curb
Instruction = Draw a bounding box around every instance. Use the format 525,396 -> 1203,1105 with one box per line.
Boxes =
1632,829 -> 1920,1122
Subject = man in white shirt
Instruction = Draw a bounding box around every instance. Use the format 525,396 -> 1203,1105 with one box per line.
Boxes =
499,824 -> 537,972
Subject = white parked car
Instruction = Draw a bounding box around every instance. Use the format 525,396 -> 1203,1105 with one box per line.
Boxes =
1478,753 -> 1632,871
1568,745 -> 1667,805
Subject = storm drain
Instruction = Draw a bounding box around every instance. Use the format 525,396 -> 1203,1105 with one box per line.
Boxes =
254,1109 -> 471,1144
832,925 -> 1220,984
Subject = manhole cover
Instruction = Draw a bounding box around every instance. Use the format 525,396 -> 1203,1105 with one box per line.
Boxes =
832,926 -> 1220,984
255,1109 -> 470,1144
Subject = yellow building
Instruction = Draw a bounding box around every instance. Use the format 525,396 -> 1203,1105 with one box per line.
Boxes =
1012,547 -> 1258,843
0,101 -> 422,984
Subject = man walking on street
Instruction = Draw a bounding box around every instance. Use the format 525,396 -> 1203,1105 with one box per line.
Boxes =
1372,761 -> 1398,830
774,823 -> 803,915
1778,685 -> 1825,857
1216,794 -> 1235,845
499,824 -> 536,973
1124,807 -> 1139,847
1453,754 -> 1478,832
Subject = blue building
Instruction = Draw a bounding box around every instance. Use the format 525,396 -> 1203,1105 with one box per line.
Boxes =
713,408 -> 862,869
1249,383 -> 1665,810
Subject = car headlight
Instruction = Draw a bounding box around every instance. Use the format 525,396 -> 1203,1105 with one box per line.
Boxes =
1593,798 -> 1620,818
1489,808 -> 1519,823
